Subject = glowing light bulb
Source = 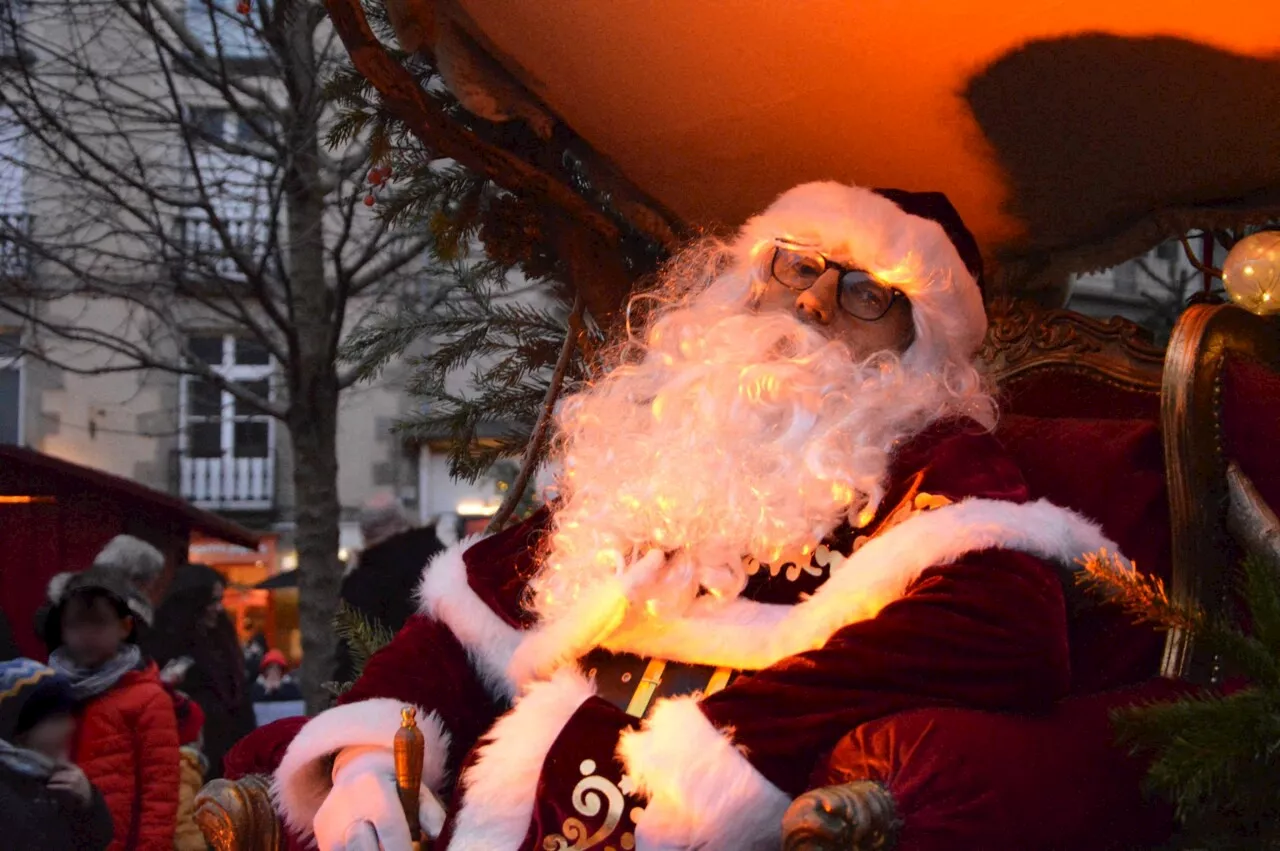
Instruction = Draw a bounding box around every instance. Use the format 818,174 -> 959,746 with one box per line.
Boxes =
1222,231 -> 1280,316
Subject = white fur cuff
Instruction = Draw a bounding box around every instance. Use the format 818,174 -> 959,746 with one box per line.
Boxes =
618,697 -> 790,851
449,668 -> 598,851
273,698 -> 449,839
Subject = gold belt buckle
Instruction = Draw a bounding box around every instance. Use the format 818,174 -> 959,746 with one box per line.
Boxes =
624,659 -> 734,718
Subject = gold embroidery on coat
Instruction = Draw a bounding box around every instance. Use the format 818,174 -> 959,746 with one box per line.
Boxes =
740,481 -> 953,581
850,478 -> 954,554
542,760 -> 635,851
743,544 -> 839,582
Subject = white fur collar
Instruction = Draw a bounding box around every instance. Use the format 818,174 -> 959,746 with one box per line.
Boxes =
420,498 -> 1122,696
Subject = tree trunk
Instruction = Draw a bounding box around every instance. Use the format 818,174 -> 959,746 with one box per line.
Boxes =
289,393 -> 342,713
281,10 -> 344,714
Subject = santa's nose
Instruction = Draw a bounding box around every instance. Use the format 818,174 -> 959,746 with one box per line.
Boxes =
794,268 -> 841,325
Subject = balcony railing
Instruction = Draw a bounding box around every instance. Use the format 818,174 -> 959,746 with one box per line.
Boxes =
175,215 -> 266,281
180,454 -> 274,511
0,212 -> 32,280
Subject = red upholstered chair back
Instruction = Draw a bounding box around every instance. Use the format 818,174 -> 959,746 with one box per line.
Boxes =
981,301 -> 1280,689
980,302 -> 1168,691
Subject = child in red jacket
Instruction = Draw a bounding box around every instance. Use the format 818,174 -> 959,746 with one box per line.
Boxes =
45,569 -> 179,851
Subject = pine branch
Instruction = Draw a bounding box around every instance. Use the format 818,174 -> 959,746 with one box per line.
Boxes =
327,600 -> 395,697
1074,550 -> 1204,633
1113,689 -> 1280,827
1078,548 -> 1280,843
1244,555 -> 1280,660
486,291 -> 584,533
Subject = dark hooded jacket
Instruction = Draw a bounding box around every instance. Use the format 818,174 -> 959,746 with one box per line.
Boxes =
333,526 -> 445,685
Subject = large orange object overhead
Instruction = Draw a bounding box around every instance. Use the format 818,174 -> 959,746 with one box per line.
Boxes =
379,0 -> 1280,293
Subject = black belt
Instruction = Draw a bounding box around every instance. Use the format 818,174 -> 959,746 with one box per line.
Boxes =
582,648 -> 737,718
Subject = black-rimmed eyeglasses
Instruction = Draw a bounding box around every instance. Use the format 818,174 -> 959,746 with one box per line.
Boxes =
770,244 -> 902,321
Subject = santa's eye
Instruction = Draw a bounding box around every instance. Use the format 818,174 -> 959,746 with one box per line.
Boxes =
771,247 -> 827,289
837,272 -> 898,320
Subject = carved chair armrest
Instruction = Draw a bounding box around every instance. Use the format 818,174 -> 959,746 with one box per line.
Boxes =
195,774 -> 282,851
781,781 -> 901,851
1161,304 -> 1280,681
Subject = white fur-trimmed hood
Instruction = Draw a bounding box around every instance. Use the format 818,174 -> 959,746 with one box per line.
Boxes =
419,497 -> 1122,694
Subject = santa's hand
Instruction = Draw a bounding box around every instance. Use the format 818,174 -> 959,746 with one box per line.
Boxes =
312,745 -> 446,851
620,549 -> 667,594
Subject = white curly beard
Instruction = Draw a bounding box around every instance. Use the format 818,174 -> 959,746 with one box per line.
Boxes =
529,243 -> 991,623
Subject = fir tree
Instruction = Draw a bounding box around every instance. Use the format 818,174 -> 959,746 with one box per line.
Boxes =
325,23 -> 625,532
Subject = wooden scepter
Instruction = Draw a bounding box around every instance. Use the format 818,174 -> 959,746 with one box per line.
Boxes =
394,706 -> 427,850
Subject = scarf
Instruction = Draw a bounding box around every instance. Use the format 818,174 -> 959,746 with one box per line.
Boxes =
48,644 -> 143,701
0,738 -> 58,780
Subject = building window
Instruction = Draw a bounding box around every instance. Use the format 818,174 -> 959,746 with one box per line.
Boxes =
178,107 -> 272,281
0,330 -> 23,445
184,0 -> 267,60
179,334 -> 274,509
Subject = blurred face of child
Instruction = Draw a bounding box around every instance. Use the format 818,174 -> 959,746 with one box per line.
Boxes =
14,712 -> 75,761
61,594 -> 132,668
263,663 -> 284,688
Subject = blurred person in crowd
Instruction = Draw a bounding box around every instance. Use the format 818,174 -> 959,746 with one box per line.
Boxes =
44,571 -> 179,851
172,696 -> 208,851
144,563 -> 254,779
36,535 -> 166,650
0,657 -> 113,850
252,649 -> 303,703
242,620 -> 269,685
332,493 -> 446,684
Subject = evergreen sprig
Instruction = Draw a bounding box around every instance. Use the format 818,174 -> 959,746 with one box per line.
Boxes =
321,601 -> 396,698
1074,550 -> 1204,634
1078,551 -> 1280,845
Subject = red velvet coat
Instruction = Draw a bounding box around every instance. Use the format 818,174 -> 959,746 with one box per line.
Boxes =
240,420 -> 1165,851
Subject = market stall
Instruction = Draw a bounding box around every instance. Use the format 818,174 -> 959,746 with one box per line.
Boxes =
0,445 -> 258,660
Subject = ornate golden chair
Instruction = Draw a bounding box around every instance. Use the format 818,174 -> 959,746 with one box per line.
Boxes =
781,301 -> 1280,850
197,302 -> 1280,851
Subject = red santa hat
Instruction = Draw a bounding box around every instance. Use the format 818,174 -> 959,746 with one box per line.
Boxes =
735,182 -> 988,362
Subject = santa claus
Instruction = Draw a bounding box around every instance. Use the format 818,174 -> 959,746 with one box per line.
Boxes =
254,183 -> 1133,850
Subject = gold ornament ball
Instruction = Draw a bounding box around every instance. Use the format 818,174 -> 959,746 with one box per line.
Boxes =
1222,231 -> 1280,315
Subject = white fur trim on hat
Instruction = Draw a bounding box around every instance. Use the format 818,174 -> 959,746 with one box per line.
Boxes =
272,698 -> 449,840
736,182 -> 988,362
618,697 -> 790,851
